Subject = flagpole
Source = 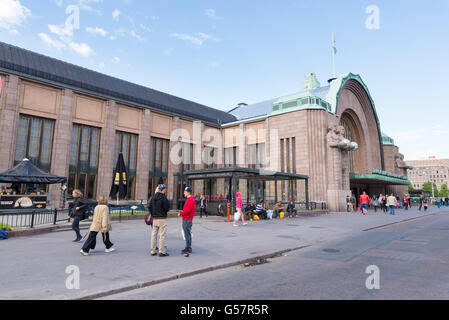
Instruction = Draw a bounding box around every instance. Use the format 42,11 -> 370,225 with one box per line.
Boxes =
331,32 -> 336,79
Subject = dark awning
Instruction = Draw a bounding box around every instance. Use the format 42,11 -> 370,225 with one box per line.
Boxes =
183,167 -> 309,181
0,159 -> 67,184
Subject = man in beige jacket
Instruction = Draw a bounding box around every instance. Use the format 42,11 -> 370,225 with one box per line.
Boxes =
80,197 -> 114,256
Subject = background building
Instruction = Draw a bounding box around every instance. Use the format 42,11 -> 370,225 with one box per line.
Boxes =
407,157 -> 449,191
0,42 -> 410,211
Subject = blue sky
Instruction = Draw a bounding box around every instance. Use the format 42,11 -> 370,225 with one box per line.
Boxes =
1,0 -> 448,160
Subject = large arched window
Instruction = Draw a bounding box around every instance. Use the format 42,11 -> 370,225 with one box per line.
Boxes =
341,117 -> 356,173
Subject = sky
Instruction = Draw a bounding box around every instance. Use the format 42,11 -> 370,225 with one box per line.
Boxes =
0,0 -> 448,161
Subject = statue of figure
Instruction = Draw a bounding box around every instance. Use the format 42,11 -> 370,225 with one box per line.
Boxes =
327,125 -> 358,151
395,153 -> 411,169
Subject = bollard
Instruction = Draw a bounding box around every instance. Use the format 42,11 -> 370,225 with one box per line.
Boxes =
227,202 -> 230,222
31,211 -> 35,228
53,209 -> 58,225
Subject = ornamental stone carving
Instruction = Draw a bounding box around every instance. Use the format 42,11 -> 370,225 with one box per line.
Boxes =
327,125 -> 358,151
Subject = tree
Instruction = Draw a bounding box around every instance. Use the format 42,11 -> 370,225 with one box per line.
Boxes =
408,184 -> 414,192
439,184 -> 448,198
422,181 -> 439,197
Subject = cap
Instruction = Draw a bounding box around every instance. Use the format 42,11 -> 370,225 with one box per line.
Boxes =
184,187 -> 192,193
158,184 -> 166,190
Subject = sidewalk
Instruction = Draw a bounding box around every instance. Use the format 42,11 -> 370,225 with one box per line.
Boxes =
0,206 -> 444,300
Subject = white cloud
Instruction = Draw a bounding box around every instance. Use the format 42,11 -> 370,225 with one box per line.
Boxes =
170,32 -> 220,47
48,24 -> 74,38
112,9 -> 121,21
130,30 -> 144,42
171,33 -> 204,46
0,0 -> 31,33
85,26 -> 108,37
38,33 -> 66,49
112,57 -> 120,64
78,0 -> 103,13
69,41 -> 93,57
140,24 -> 152,33
205,9 -> 216,18
198,32 -> 220,42
54,0 -> 63,7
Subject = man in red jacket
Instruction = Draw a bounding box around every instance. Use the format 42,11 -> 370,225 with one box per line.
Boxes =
179,186 -> 195,257
360,191 -> 370,215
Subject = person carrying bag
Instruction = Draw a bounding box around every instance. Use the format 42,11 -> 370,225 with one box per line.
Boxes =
80,196 -> 114,256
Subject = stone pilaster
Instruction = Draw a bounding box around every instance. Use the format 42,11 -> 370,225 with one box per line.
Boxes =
97,100 -> 118,199
135,109 -> 152,201
167,116 -> 181,203
0,74 -> 20,172
49,89 -> 74,207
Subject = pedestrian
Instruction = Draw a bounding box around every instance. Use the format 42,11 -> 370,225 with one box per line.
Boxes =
381,194 -> 387,213
423,196 -> 428,211
233,192 -> 247,226
149,184 -> 170,257
80,196 -> 114,256
350,194 -> 356,212
372,195 -> 379,213
346,196 -> 351,212
387,193 -> 397,215
419,195 -> 424,211
359,191 -> 370,215
68,189 -> 87,242
273,201 -> 285,218
287,200 -> 298,218
179,187 -> 195,257
403,195 -> 409,210
256,200 -> 267,220
199,195 -> 208,218
436,196 -> 441,209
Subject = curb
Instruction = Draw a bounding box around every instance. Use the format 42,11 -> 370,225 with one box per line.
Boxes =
75,245 -> 312,300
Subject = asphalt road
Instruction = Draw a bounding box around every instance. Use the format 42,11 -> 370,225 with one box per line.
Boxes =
102,210 -> 449,300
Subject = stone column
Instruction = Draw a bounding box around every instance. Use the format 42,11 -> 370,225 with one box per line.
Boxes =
0,74 -> 20,172
97,100 -> 118,199
135,109 -> 152,201
49,89 -> 74,207
167,116 -> 181,204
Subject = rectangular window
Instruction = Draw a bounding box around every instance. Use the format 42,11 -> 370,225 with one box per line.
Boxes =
114,131 -> 138,199
148,137 -> 169,198
14,114 -> 55,172
292,137 -> 296,173
224,147 -> 238,167
204,146 -> 217,169
69,124 -> 101,199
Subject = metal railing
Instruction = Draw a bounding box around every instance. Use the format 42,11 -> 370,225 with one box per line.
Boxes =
0,208 -> 70,229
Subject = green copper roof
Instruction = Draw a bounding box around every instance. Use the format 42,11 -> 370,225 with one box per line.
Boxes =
382,132 -> 395,146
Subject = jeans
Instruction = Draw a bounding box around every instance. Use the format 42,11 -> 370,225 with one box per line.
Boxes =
182,220 -> 193,251
200,207 -> 207,218
72,216 -> 82,240
82,231 -> 113,253
389,205 -> 395,215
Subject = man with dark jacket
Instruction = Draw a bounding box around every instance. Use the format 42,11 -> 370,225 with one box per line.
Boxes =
149,184 -> 170,257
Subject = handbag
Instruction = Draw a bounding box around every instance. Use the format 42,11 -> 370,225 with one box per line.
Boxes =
144,212 -> 153,226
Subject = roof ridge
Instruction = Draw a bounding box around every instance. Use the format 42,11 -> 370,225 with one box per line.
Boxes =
0,41 -> 236,124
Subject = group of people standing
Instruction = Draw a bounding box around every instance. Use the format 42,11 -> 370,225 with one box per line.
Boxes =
346,192 -> 408,215
70,185 -> 196,258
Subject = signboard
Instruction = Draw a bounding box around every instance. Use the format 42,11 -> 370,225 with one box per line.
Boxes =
0,195 -> 47,210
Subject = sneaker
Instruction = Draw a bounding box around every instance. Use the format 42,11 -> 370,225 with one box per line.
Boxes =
80,249 -> 88,256
150,252 -> 157,256
181,248 -> 188,254
184,253 -> 190,257
105,247 -> 116,253
243,223 -> 248,226
159,252 -> 169,257
233,224 -> 238,227
73,238 -> 82,242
